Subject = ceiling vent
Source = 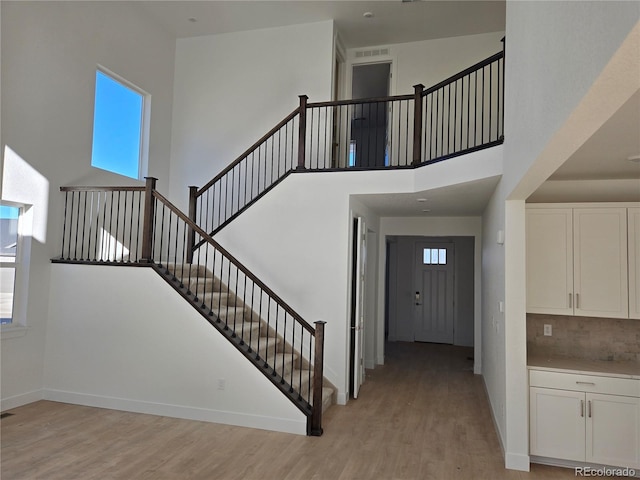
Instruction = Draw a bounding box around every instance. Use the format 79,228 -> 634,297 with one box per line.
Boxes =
355,48 -> 390,59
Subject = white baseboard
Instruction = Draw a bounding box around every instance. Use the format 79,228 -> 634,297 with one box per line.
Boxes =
1,389 -> 43,411
481,376 -> 506,455
42,389 -> 307,435
336,391 -> 348,405
505,452 -> 531,472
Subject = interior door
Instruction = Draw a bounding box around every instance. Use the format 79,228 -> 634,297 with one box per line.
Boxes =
352,217 -> 366,398
414,242 -> 454,343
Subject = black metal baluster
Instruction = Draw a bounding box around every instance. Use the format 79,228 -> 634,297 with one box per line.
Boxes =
474,70 -> 478,147
453,81 -> 458,154
446,84 -> 451,156
489,62 -> 493,141
86,192 -> 94,261
69,191 -> 77,260
135,191 -> 142,262
79,191 -> 87,260
61,191 -> 69,259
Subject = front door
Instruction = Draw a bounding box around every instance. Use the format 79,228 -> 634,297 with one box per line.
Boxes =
414,242 -> 454,343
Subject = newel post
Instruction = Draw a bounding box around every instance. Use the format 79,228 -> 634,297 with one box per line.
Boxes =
297,95 -> 308,170
186,186 -> 198,263
310,320 -> 326,436
412,84 -> 425,166
141,176 -> 157,263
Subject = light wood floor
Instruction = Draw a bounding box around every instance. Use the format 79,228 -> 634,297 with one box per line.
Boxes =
2,342 -> 582,480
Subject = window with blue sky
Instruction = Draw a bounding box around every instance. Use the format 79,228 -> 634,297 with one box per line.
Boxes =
91,70 -> 145,179
0,204 -> 20,324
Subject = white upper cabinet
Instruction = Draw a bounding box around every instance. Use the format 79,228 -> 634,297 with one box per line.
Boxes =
526,208 -> 573,315
629,208 -> 640,320
526,204 -> 636,319
573,208 -> 628,319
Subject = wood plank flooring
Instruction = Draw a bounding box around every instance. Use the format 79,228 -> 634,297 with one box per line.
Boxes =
2,342 -> 581,479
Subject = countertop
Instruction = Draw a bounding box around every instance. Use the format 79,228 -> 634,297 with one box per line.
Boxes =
528,354 -> 640,380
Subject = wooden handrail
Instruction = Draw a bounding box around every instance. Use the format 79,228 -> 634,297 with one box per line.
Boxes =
308,93 -> 413,109
423,51 -> 503,96
196,107 -> 300,196
151,189 -> 316,334
60,185 -> 145,192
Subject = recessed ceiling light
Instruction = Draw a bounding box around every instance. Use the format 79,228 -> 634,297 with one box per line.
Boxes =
416,198 -> 427,202
188,17 -> 197,23
422,209 -> 431,213
363,12 -> 374,18
628,154 -> 640,163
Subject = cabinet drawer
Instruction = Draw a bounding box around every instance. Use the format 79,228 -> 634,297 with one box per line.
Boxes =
530,370 -> 640,397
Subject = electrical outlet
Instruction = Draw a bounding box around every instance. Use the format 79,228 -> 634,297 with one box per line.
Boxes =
218,378 -> 226,391
543,324 -> 552,336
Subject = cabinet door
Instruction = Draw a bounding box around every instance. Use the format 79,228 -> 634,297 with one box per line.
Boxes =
526,209 -> 574,315
574,208 -> 628,318
629,208 -> 640,320
586,393 -> 640,469
530,387 -> 585,461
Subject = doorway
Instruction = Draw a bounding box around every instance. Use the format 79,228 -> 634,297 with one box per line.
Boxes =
350,62 -> 391,168
386,236 -> 475,347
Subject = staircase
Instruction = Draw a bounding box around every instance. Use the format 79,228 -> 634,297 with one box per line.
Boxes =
158,261 -> 335,415
52,47 -> 505,436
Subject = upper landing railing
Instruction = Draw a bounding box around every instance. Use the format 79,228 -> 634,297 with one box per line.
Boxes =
191,48 -> 504,237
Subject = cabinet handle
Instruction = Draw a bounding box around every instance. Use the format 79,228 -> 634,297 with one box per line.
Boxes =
588,400 -> 592,418
576,293 -> 580,309
576,381 -> 596,386
569,293 -> 572,308
580,400 -> 584,417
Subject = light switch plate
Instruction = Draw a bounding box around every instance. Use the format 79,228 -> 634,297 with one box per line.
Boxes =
543,324 -> 552,336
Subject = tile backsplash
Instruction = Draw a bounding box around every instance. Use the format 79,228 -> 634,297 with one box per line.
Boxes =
527,314 -> 640,362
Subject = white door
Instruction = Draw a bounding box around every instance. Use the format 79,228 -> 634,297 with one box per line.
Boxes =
574,208 -> 628,318
529,387 -> 586,462
352,217 -> 366,398
526,208 -> 574,315
414,242 -> 454,344
586,393 -> 640,469
628,208 -> 640,319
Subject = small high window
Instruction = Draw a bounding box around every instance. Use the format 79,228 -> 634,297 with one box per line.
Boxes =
91,69 -> 148,179
423,248 -> 447,265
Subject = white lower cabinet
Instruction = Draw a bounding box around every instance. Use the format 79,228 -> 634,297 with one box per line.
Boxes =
530,370 -> 640,469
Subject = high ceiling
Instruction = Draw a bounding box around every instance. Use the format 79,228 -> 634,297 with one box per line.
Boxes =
136,0 -> 638,214
137,0 -> 506,48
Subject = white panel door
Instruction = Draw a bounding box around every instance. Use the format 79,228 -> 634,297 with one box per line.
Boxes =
574,208 -> 628,318
530,387 -> 585,461
629,208 -> 640,320
414,242 -> 454,344
526,208 -> 574,315
586,393 -> 640,469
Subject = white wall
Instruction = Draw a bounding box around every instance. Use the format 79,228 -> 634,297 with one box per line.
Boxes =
482,0 -> 640,471
0,2 -> 176,410
43,265 -> 306,434
347,31 -> 504,97
215,147 -> 501,403
169,20 -> 335,208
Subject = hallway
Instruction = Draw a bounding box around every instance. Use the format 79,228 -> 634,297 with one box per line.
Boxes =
1,342 -> 579,479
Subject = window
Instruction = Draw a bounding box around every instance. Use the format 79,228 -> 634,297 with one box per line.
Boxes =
91,69 -> 149,179
0,204 -> 20,324
423,248 -> 447,265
